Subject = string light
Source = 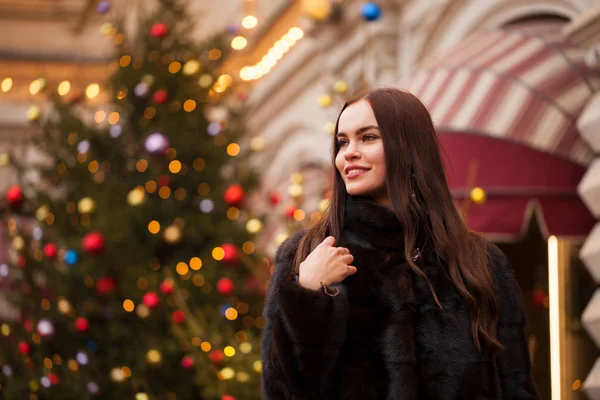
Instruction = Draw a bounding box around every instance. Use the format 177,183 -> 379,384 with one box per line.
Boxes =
240,27 -> 304,81
1,78 -> 12,93
57,81 -> 71,96
231,36 -> 248,50
86,83 -> 100,99
242,15 -> 258,29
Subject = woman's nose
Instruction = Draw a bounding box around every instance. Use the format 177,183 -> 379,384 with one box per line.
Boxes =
344,142 -> 360,160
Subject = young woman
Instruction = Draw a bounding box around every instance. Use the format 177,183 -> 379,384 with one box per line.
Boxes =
261,88 -> 539,399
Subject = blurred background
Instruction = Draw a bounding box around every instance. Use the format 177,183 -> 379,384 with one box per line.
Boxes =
0,0 -> 599,399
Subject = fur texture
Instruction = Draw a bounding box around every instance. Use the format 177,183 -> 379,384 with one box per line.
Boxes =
261,197 -> 539,399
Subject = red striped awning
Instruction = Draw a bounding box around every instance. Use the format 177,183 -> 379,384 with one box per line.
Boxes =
406,25 -> 600,165
439,131 -> 595,241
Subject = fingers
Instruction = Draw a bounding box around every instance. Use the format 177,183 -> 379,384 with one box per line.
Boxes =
322,236 -> 336,247
341,253 -> 354,264
347,265 -> 357,275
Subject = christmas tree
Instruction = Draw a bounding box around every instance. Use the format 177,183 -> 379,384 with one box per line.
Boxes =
0,1 -> 267,399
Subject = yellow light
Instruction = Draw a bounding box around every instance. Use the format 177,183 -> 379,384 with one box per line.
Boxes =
192,274 -> 205,287
176,262 -> 189,275
44,357 -> 53,369
288,27 -> 304,41
123,299 -> 135,312
227,143 -> 240,156
240,342 -> 252,354
242,241 -> 255,254
100,23 -> 112,35
119,55 -> 131,67
200,342 -> 212,352
208,49 -> 222,60
86,83 -> 100,99
212,247 -> 225,261
168,160 -> 182,174
136,393 -> 150,400
148,220 -> 160,234
58,81 -> 71,96
275,40 -> 290,53
183,60 -> 201,75
1,77 -> 12,93
220,367 -> 235,380
236,372 -> 250,382
189,257 -> 202,270
253,360 -> 262,373
121,366 -> 132,378
246,218 -> 263,234
231,36 -> 248,50
548,235 -> 562,400
239,66 -> 252,81
95,110 -> 106,123
283,34 -> 296,46
107,112 -> 119,125
29,78 -> 45,95
158,186 -> 171,199
1,324 -> 10,336
168,61 -> 182,74
227,207 -> 240,220
242,15 -> 258,29
146,349 -> 162,364
183,99 -> 196,112
225,308 -> 238,320
198,74 -> 213,88
224,346 -> 236,357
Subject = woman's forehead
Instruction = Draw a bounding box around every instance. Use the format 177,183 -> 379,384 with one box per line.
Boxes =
338,100 -> 377,133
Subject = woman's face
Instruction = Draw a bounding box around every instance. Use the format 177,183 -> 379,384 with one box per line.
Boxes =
335,100 -> 388,204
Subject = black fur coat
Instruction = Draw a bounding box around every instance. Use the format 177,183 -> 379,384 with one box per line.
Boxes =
261,196 -> 539,400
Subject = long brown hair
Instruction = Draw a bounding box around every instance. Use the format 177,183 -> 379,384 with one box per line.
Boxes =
294,88 -> 501,353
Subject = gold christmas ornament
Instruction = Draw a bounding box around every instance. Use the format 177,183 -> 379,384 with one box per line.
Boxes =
12,236 -> 25,251
333,80 -> 348,93
27,106 -> 41,122
470,187 -> 486,205
127,187 -> 146,206
77,197 -> 96,214
163,225 -> 182,244
301,0 -> 332,21
136,394 -> 150,400
246,218 -> 263,234
183,60 -> 201,76
318,94 -> 332,107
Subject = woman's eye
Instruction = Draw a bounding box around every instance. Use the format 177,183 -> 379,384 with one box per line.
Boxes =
337,140 -> 348,146
363,134 -> 378,141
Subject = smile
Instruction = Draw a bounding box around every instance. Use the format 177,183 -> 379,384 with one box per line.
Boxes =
346,169 -> 369,179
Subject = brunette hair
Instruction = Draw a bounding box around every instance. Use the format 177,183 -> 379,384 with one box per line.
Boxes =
294,87 -> 501,353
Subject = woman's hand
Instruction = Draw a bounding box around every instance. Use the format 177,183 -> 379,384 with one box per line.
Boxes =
298,236 -> 357,291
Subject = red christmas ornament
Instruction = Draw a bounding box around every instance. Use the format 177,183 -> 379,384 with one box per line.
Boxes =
18,341 -> 30,354
17,255 -> 26,268
224,184 -> 245,207
23,320 -> 33,332
216,278 -> 234,296
142,292 -> 160,308
48,372 -> 60,385
181,355 -> 194,369
268,191 -> 281,205
82,231 -> 105,255
6,184 -> 23,206
96,276 -> 116,295
220,243 -> 239,266
533,288 -> 546,307
150,23 -> 169,38
285,205 -> 297,218
159,279 -> 174,295
74,317 -> 89,332
43,243 -> 58,259
157,174 -> 171,187
208,349 -> 225,365
153,89 -> 169,105
171,310 -> 186,324
222,396 -> 235,400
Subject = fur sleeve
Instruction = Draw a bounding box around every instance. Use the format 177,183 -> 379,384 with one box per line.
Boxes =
489,244 -> 540,400
261,230 -> 350,399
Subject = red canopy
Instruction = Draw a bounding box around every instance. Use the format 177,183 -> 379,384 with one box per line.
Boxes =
439,130 -> 595,241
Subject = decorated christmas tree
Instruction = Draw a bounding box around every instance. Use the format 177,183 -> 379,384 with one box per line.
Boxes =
0,1 -> 267,399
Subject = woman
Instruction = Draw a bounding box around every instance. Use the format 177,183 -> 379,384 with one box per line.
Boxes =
261,88 -> 539,399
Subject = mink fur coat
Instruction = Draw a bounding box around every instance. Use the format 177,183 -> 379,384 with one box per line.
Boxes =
261,196 -> 539,400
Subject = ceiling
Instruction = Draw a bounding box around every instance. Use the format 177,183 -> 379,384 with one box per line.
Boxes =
0,0 -> 91,20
